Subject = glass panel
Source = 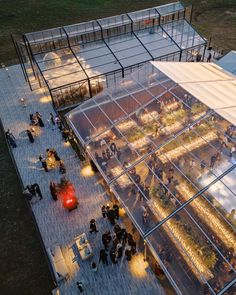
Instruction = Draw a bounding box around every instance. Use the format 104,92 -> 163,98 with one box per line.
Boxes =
68,111 -> 96,142
148,208 -> 236,295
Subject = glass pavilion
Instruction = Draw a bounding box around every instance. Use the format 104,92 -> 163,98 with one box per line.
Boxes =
67,62 -> 236,295
15,2 -> 207,110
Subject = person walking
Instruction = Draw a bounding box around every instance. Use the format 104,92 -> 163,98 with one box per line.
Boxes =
76,282 -> 84,293
89,219 -> 98,233
33,183 -> 43,199
26,129 -> 34,143
101,205 -> 107,218
207,52 -> 212,62
50,182 -> 58,201
41,158 -> 48,172
99,249 -> 108,265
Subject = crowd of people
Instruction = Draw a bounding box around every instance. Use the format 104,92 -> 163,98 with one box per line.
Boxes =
94,141 -> 121,174
23,183 -> 43,202
38,148 -> 66,173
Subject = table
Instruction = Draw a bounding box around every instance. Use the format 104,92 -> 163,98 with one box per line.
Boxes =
75,233 -> 93,260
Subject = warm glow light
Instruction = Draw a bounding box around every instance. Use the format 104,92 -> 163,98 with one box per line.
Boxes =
63,141 -> 70,147
119,207 -> 126,217
177,183 -> 236,250
128,253 -> 149,278
81,165 -> 94,177
39,95 -> 51,104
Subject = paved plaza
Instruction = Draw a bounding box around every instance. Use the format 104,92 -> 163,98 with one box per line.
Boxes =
0,65 -> 165,295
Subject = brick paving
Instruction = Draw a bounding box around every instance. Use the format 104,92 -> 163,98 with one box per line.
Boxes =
0,65 -> 165,295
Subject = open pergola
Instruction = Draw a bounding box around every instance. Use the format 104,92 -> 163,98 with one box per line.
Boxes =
16,2 -> 207,110
66,62 -> 236,295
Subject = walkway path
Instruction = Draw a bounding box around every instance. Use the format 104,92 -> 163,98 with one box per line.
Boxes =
0,65 -> 165,295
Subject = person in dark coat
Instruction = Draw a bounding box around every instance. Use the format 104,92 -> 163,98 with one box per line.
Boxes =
76,282 -> 84,293
102,233 -> 110,251
26,129 -> 34,143
32,183 -> 43,199
5,129 -> 17,148
50,113 -> 55,125
41,158 -> 48,172
50,182 -> 58,201
25,184 -> 36,197
121,228 -> 128,245
99,249 -> 108,265
101,205 -> 107,218
107,209 -> 116,225
90,219 -> 98,233
125,245 -> 132,261
37,116 -> 44,127
113,204 -> 119,220
53,150 -> 61,162
110,248 -> 117,264
131,240 -> 136,255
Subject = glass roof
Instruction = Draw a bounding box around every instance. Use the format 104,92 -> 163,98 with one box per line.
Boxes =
67,61 -> 236,295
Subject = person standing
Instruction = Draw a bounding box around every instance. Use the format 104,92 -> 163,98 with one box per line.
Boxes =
91,262 -> 98,272
41,158 -> 48,172
76,282 -> 84,293
26,129 -> 34,143
99,249 -> 108,266
50,113 -> 55,126
207,52 -> 212,62
89,219 -> 98,233
110,248 -> 117,264
33,183 -> 43,199
116,241 -> 123,259
59,160 -> 66,174
50,182 -> 58,201
113,204 -> 119,220
107,208 -> 116,225
53,150 -> 61,162
5,129 -> 17,148
102,233 -> 110,251
25,184 -> 36,197
36,112 -> 44,127
125,244 -> 132,261
101,205 -> 107,218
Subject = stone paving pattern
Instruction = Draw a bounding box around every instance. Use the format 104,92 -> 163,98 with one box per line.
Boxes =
0,65 -> 165,295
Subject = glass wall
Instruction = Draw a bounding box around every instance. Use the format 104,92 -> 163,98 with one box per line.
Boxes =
67,62 -> 236,295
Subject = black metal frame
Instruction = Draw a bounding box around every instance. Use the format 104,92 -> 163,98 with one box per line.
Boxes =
14,2 -> 207,110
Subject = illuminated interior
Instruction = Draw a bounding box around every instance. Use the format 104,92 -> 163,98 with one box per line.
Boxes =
20,2 -> 207,110
67,61 -> 236,295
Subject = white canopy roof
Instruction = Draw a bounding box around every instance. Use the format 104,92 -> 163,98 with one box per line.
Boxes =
216,50 -> 236,75
151,61 -> 236,125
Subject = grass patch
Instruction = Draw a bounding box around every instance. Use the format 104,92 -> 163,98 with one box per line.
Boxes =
0,0 -> 236,64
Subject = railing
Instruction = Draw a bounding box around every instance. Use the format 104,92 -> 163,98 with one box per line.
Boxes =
0,118 -> 57,291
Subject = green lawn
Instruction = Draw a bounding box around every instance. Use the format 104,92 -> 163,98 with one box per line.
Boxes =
0,122 -> 54,295
0,0 -> 236,64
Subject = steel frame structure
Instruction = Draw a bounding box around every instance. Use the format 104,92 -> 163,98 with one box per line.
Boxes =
14,2 -> 207,110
